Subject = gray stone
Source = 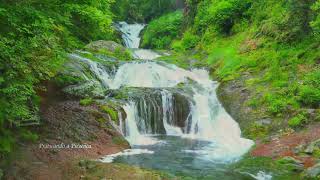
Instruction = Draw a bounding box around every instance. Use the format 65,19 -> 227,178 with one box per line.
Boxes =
293,144 -> 306,154
305,139 -> 320,154
256,118 -> 272,126
63,81 -> 105,98
303,163 -> 320,178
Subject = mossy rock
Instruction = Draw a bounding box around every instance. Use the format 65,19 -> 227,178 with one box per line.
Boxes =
63,81 -> 105,98
112,136 -> 129,146
70,160 -> 176,180
100,105 -> 119,124
231,156 -> 301,179
85,40 -> 126,52
80,98 -> 94,106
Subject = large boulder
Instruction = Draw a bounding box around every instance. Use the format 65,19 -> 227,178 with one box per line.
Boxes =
85,40 -> 126,52
63,80 -> 105,98
302,163 -> 320,179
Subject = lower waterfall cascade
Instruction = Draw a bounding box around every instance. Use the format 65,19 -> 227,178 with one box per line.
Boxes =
71,21 -> 272,179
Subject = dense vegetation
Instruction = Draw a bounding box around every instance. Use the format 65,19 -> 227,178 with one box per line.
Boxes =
147,0 -> 320,136
141,10 -> 184,49
0,0 -> 118,155
112,0 -> 184,22
0,0 -> 184,156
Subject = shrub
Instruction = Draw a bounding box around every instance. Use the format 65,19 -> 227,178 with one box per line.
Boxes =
180,30 -> 200,50
252,0 -> 314,42
288,114 -> 306,128
194,0 -> 251,34
311,0 -> 320,38
298,71 -> 320,108
141,10 -> 183,49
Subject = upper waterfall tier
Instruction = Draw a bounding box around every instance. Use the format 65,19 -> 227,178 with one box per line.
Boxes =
116,22 -> 145,48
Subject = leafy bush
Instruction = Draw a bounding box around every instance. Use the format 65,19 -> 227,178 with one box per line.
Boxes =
252,0 -> 314,42
288,114 -> 306,128
194,0 -> 251,34
0,0 -> 117,154
298,71 -> 320,108
112,0 -> 179,22
141,10 -> 183,49
311,0 -> 320,37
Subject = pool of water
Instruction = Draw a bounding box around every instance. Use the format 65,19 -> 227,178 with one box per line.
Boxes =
101,135 -> 268,180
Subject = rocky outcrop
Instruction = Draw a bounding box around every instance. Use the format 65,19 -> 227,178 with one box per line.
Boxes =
216,77 -> 267,132
110,87 -> 193,134
303,163 -> 320,179
85,40 -> 126,53
2,97 -> 130,179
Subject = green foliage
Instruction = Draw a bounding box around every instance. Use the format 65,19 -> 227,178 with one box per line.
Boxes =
244,122 -> 270,139
54,74 -> 85,87
177,30 -> 200,50
98,47 -> 133,61
100,106 -> 118,123
194,0 -> 251,34
251,0 -> 314,42
0,0 -> 118,154
298,71 -> 320,107
288,114 -> 306,128
79,98 -> 94,106
112,0 -> 180,22
141,11 -> 183,49
311,0 -> 320,37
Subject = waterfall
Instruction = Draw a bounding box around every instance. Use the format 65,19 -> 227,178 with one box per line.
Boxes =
161,90 -> 183,136
116,22 -> 161,60
116,22 -> 145,48
73,22 -> 254,161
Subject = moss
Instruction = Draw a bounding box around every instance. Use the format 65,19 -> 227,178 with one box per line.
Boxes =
100,105 -> 118,123
243,122 -> 270,140
67,160 -> 176,180
97,48 -> 132,61
54,74 -> 84,87
231,156 -> 300,179
96,118 -> 107,126
112,136 -> 129,146
79,98 -> 94,106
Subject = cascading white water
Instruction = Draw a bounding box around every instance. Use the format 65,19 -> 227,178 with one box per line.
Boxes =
117,22 -> 145,48
76,22 -> 254,162
161,90 -> 183,136
75,54 -> 254,159
116,21 -> 161,60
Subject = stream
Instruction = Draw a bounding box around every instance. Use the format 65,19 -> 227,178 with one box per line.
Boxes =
74,22 -> 272,179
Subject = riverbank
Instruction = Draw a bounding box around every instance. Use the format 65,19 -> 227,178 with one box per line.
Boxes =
216,69 -> 320,179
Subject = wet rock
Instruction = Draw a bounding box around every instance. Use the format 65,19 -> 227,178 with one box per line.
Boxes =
303,163 -> 320,178
63,81 -> 105,98
85,40 -> 126,53
294,144 -> 306,154
305,139 -> 320,154
256,118 -> 272,126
